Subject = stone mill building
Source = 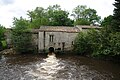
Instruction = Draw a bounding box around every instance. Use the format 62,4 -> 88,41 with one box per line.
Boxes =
6,25 -> 101,53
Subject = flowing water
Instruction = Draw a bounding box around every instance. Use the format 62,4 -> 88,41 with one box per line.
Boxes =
0,54 -> 120,80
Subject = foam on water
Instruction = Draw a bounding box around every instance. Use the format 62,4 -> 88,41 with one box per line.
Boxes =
0,54 -> 117,80
26,54 -> 64,79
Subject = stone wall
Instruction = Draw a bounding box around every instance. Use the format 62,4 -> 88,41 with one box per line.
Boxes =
31,33 -> 38,50
4,29 -> 12,48
38,31 -> 78,52
5,29 -> 39,50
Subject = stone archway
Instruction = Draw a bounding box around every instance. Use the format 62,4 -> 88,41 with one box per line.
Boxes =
49,47 -> 54,53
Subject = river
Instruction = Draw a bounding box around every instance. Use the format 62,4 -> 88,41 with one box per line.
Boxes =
0,54 -> 120,80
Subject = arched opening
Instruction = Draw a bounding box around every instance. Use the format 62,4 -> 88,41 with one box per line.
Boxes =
49,47 -> 54,53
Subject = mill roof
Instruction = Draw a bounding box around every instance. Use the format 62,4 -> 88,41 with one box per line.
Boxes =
31,25 -> 102,33
76,25 -> 101,29
39,26 -> 80,33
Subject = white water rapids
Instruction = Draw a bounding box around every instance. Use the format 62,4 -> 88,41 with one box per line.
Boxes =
25,54 -> 64,80
0,54 -> 117,80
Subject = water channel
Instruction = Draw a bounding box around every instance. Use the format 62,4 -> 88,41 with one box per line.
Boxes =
0,54 -> 120,80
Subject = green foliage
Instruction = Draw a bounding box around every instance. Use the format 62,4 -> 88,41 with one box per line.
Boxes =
72,5 -> 101,25
74,19 -> 91,25
47,8 -> 73,26
85,8 -> 101,24
72,5 -> 87,19
1,40 -> 7,48
74,2 -> 120,57
12,17 -> 33,53
108,32 -> 120,55
11,4 -> 101,28
27,7 -> 49,28
101,15 -> 113,27
0,24 -> 6,50
74,32 -> 92,55
112,0 -> 120,31
0,24 -> 5,41
27,4 -> 73,28
47,4 -> 73,26
74,27 -> 120,57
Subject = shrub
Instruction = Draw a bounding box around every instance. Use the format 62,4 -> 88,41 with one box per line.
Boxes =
74,27 -> 120,57
74,31 -> 92,55
0,25 -> 6,50
12,17 -> 34,54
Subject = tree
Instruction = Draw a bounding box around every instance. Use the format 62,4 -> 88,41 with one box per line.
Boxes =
12,17 -> 33,53
101,15 -> 113,27
84,8 -> 101,25
74,32 -> 92,55
72,5 -> 87,19
27,4 -> 73,28
112,0 -> 120,31
74,28 -> 120,57
47,5 -> 73,26
47,4 -> 61,11
74,18 -> 90,25
27,7 -> 49,28
0,24 -> 5,41
72,5 -> 101,25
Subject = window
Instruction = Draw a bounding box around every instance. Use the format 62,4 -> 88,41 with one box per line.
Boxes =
62,42 -> 65,51
72,41 -> 74,45
49,35 -> 54,42
58,43 -> 60,46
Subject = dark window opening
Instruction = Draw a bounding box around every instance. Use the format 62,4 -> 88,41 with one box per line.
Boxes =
72,41 -> 74,45
58,43 -> 60,46
62,42 -> 65,51
49,35 -> 54,42
58,48 -> 61,50
49,47 -> 54,53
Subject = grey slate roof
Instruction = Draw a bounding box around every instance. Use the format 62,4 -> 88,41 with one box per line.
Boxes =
31,25 -> 102,33
76,25 -> 102,29
39,26 -> 80,33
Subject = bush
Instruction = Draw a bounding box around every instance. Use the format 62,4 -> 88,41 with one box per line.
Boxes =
1,40 -> 7,49
12,31 -> 33,53
0,25 -> 6,50
74,27 -> 120,57
74,31 -> 93,55
12,17 -> 34,54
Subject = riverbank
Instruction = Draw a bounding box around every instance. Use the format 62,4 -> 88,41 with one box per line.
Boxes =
0,48 -> 16,55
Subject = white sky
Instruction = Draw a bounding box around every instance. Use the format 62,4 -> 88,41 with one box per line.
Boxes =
0,0 -> 115,28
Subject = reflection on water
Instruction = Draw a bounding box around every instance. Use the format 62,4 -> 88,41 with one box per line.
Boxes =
0,54 -> 120,80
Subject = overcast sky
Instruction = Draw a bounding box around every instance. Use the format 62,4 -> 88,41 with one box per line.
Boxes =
0,0 -> 115,28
